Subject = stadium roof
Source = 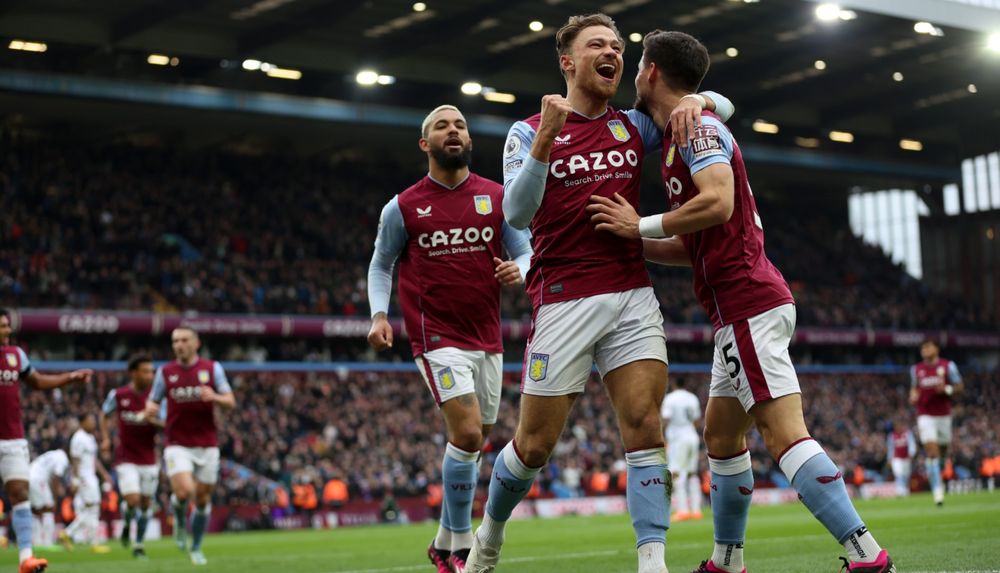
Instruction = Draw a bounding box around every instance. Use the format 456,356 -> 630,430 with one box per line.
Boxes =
1,0 -> 998,192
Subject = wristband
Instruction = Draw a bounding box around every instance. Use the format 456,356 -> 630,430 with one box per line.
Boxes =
680,93 -> 706,108
944,385 -> 953,396
639,215 -> 667,238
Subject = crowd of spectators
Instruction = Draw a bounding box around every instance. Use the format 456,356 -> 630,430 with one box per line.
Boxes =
16,368 -> 998,509
0,136 -> 991,330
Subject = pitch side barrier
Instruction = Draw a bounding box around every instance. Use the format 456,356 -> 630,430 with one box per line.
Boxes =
34,361 -> 911,375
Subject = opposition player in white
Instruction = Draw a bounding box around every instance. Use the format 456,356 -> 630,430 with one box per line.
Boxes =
661,378 -> 702,521
886,417 -> 916,497
62,413 -> 112,553
28,450 -> 70,548
1,308 -> 93,573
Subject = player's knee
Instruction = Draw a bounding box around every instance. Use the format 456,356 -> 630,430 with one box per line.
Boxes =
449,426 -> 483,453
515,437 -> 555,468
6,481 -> 28,504
703,426 -> 744,457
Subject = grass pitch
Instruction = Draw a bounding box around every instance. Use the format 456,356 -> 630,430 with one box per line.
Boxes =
6,491 -> 998,572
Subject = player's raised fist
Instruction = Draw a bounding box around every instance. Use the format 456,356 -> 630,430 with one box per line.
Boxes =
537,94 -> 573,140
367,313 -> 394,351
493,257 -> 523,287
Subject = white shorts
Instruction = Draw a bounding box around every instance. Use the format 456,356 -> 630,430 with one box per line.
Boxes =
891,458 -> 912,480
710,304 -> 800,412
416,348 -> 503,425
917,415 -> 952,445
521,288 -> 668,396
117,463 -> 160,497
76,475 -> 100,505
29,480 -> 54,509
0,439 -> 30,483
164,445 -> 220,484
667,432 -> 700,474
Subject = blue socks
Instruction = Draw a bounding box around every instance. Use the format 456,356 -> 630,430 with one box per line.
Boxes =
925,457 -> 942,493
443,443 -> 479,534
779,439 -> 864,544
136,508 -> 151,546
191,504 -> 210,551
625,447 -> 671,549
478,441 -> 541,547
706,449 -> 753,571
12,501 -> 33,562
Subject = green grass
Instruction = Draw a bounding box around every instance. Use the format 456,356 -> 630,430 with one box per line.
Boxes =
6,492 -> 999,572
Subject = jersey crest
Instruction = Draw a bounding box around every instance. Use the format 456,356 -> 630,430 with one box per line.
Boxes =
474,195 -> 493,215
198,370 -> 210,384
5,353 -> 16,368
607,119 -> 630,142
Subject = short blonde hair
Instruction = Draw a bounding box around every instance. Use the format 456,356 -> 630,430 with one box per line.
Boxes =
421,105 -> 463,138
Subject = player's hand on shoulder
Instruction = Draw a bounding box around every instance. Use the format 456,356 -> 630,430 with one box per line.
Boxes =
493,257 -> 523,287
367,313 -> 394,351
670,94 -> 706,148
586,193 -> 641,239
537,94 -> 573,141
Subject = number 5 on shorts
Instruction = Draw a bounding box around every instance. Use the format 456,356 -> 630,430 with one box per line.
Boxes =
722,343 -> 742,389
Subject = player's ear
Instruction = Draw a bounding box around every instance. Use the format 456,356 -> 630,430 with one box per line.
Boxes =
559,53 -> 574,76
418,137 -> 430,152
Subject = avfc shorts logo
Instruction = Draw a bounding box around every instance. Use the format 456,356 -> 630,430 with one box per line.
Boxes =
607,119 -> 630,142
437,367 -> 455,390
528,353 -> 549,382
665,143 -> 677,167
197,370 -> 210,384
474,195 -> 493,215
5,353 -> 17,368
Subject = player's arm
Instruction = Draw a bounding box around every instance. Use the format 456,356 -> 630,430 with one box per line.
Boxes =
907,431 -> 917,458
17,348 -> 92,390
909,366 -> 919,404
945,361 -> 963,396
199,362 -> 235,410
643,237 -> 691,267
496,222 -> 533,287
367,197 -> 407,351
144,367 -> 166,419
670,91 -> 735,147
502,121 -> 547,229
95,455 -> 112,486
99,389 -> 116,458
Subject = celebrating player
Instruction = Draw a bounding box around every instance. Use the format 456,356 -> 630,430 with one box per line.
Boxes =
1,308 -> 92,573
28,449 -> 70,549
367,104 -> 533,573
62,413 -> 113,553
467,14 -> 732,573
101,353 -> 161,559
145,327 -> 235,566
587,30 -> 896,573
661,378 -> 703,521
909,339 -> 962,506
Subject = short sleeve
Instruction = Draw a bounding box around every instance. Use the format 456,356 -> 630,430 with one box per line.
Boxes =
678,116 -> 734,175
213,362 -> 233,394
150,367 -> 166,402
15,347 -> 34,377
101,389 -> 117,415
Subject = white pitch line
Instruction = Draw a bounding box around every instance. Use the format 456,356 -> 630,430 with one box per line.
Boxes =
328,549 -> 620,573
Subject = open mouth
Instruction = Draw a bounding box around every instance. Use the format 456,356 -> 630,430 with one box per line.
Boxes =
444,136 -> 463,150
596,63 -> 617,81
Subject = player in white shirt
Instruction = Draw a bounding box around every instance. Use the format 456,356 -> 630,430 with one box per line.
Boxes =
661,378 -> 703,521
61,414 -> 112,553
28,450 -> 69,548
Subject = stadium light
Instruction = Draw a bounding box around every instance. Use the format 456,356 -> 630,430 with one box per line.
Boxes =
752,120 -> 779,134
838,10 -> 857,21
266,67 -> 302,80
242,59 -> 262,71
988,33 -> 1000,53
8,40 -> 47,53
377,74 -> 395,85
899,139 -> 923,151
814,59 -> 827,70
629,32 -> 642,43
726,47 -> 739,57
412,2 -> 426,12
914,21 -> 944,36
529,21 -> 544,32
795,137 -> 821,148
483,91 -> 516,103
461,81 -> 483,95
968,83 -> 977,93
815,3 -> 842,22
147,54 -> 170,66
892,72 -> 904,82
829,130 -> 854,143
356,70 -> 379,85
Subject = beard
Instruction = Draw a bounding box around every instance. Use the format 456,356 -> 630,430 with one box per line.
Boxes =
430,143 -> 472,170
633,92 -> 650,117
